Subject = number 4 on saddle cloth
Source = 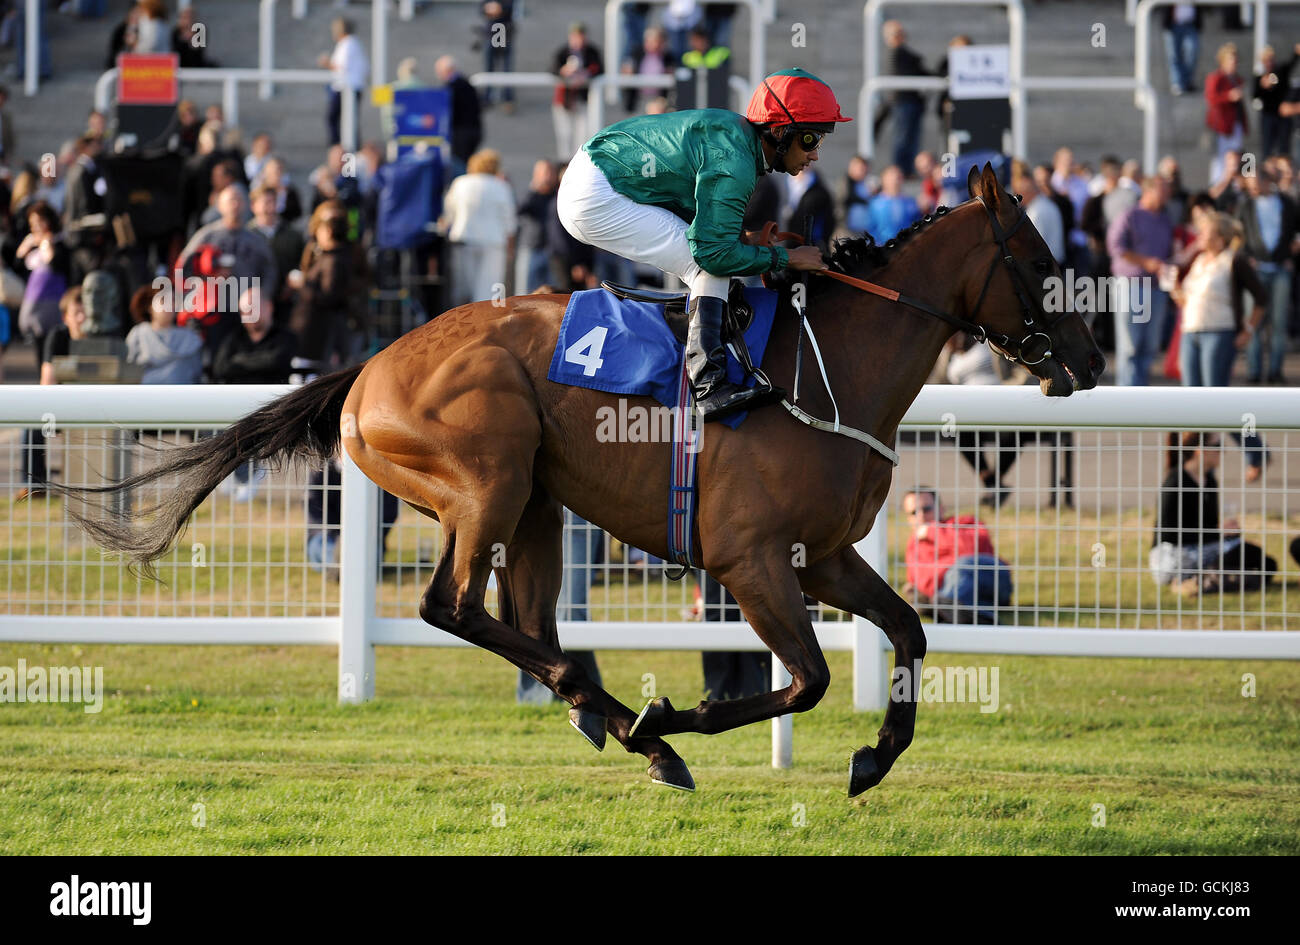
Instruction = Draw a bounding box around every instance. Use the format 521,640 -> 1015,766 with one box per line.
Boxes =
547,280 -> 780,431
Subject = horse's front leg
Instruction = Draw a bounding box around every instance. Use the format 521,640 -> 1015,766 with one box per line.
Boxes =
631,554 -> 830,738
799,546 -> 927,796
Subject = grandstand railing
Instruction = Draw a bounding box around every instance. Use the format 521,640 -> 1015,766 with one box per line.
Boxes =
861,0 -> 1027,161
603,0 -> 770,105
2,384 -> 1298,770
584,73 -> 752,141
256,0 -> 427,98
861,0 -> 1162,168
1133,0 -> 1300,171
463,72 -> 748,160
1128,0 -> 1257,30
93,67 -> 359,151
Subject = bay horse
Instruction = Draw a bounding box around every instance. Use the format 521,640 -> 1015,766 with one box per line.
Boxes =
60,165 -> 1103,796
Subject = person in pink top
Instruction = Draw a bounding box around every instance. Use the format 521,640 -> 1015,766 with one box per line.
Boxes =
900,487 -> 1013,625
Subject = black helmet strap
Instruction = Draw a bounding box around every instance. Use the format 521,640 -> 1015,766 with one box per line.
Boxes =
759,77 -> 801,174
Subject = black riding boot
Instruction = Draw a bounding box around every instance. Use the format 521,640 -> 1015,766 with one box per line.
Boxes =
685,295 -> 785,422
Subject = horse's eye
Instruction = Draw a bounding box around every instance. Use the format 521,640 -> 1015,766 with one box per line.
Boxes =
1034,259 -> 1050,275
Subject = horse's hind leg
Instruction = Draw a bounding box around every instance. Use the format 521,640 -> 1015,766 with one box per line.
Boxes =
797,546 -> 927,797
630,553 -> 831,739
347,353 -> 691,787
426,487 -> 694,788
494,488 -> 602,743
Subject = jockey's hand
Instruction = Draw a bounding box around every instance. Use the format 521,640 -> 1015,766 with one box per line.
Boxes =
787,245 -> 828,271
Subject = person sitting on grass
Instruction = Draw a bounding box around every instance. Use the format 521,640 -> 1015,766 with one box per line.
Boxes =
900,487 -> 1013,625
1149,432 -> 1277,595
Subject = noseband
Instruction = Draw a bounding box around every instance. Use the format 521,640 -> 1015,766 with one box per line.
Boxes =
818,195 -> 1067,367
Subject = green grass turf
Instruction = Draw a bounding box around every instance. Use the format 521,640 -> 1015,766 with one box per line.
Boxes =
0,643 -> 1296,854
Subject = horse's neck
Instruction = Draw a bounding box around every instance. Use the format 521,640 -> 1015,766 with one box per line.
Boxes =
810,249 -> 961,442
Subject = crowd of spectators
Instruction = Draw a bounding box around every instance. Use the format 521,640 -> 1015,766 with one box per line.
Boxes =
1,2 -> 1298,621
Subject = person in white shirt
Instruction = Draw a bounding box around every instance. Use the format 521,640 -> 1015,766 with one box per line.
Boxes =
440,149 -> 518,307
317,18 -> 369,147
1170,211 -> 1268,480
244,132 -> 273,185
661,0 -> 702,59
1012,160 -> 1064,266
1119,159 -> 1142,195
134,0 -> 172,55
1050,147 -> 1091,266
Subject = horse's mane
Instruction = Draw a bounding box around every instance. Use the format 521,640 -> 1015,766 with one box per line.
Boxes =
766,203 -> 957,303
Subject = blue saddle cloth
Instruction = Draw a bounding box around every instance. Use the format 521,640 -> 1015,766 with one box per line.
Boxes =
546,286 -> 780,430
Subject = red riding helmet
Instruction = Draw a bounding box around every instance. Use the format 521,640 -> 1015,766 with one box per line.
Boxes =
745,68 -> 852,131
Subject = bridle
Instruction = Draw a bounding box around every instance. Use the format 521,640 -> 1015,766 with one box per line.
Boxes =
759,192 -> 1072,465
815,194 -> 1069,367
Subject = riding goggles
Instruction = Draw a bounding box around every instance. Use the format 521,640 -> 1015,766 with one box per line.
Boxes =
792,129 -> 824,151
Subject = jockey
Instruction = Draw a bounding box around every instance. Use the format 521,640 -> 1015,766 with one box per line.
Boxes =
556,68 -> 850,421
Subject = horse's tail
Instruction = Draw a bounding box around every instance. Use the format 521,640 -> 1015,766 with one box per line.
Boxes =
51,364 -> 365,579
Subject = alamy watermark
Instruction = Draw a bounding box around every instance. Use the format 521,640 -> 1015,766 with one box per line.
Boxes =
890,660 -> 1000,713
595,399 -> 702,453
151,271 -> 263,322
50,875 -> 150,925
0,659 -> 104,713
1042,270 -> 1160,324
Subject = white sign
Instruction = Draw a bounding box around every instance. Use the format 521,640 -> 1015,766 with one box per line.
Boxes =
949,45 -> 1010,100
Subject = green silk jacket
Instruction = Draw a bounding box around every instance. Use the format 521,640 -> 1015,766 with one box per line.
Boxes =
582,109 -> 791,276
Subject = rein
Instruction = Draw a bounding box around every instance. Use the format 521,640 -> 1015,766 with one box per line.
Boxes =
758,195 -> 1067,461
818,268 -> 990,343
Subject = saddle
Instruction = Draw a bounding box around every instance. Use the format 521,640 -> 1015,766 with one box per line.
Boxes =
599,279 -> 755,346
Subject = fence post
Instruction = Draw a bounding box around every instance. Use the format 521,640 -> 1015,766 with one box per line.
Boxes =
259,0 -> 274,100
853,504 -> 891,711
1142,80 -> 1158,176
1008,2 -> 1027,160
604,0 -> 621,106
339,451 -> 378,703
223,76 -> 239,131
587,76 -> 606,145
95,69 -> 118,114
341,89 -> 358,154
23,0 -> 38,96
372,0 -> 388,92
1254,0 -> 1267,71
747,0 -> 765,93
771,659 -> 793,768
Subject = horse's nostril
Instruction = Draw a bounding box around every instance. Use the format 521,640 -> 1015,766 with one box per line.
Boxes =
1089,353 -> 1106,376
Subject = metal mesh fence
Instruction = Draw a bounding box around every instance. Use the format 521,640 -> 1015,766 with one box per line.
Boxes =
1,424 -> 339,618
1,418 -> 1296,632
886,426 -> 1296,631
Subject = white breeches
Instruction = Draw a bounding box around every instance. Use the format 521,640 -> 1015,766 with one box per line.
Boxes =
556,147 -> 730,300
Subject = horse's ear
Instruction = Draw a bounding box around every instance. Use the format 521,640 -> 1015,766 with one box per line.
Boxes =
966,163 -> 982,198
980,162 -> 1005,207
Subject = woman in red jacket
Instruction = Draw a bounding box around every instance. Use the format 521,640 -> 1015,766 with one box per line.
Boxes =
1205,43 -> 1247,182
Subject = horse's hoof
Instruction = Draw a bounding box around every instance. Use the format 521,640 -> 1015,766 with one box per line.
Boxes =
848,746 -> 883,797
629,696 -> 674,738
648,759 -> 695,792
568,706 -> 606,752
